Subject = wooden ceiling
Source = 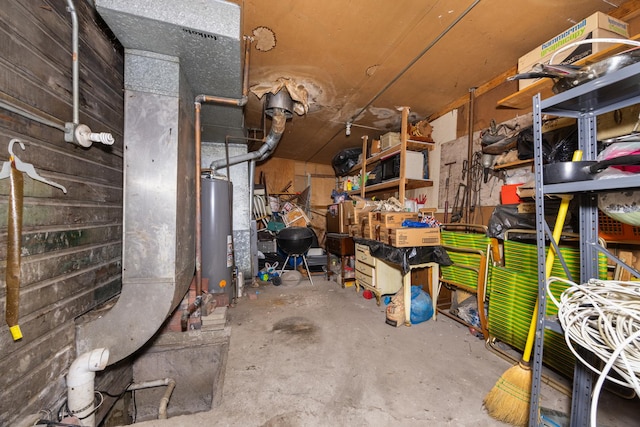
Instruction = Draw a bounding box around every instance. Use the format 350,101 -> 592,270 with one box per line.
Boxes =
236,0 -> 637,165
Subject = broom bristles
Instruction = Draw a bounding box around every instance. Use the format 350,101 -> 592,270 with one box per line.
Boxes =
483,362 -> 531,427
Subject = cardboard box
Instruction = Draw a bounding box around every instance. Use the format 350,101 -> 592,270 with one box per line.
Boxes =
353,204 -> 375,225
349,224 -> 361,238
361,212 -> 380,240
380,132 -> 400,150
517,12 -> 628,90
378,226 -> 391,243
418,207 -> 437,217
361,217 -> 371,239
342,201 -> 355,225
370,139 -> 381,156
516,184 -> 535,199
382,227 -> 441,247
374,211 -> 419,228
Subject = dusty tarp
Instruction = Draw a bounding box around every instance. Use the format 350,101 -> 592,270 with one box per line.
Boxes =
354,238 -> 452,276
250,77 -> 309,116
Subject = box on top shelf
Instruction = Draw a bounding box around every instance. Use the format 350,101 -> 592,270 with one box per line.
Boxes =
370,139 -> 381,156
517,11 -> 629,90
380,132 -> 400,150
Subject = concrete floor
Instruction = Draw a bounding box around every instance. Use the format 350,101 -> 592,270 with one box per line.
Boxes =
134,276 -> 639,427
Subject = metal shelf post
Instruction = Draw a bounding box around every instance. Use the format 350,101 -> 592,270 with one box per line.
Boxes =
530,61 -> 640,426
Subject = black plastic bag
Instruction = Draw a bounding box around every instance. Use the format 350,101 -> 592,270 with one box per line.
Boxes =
547,125 -> 579,163
517,124 -> 578,162
516,126 -> 554,160
332,147 -> 362,177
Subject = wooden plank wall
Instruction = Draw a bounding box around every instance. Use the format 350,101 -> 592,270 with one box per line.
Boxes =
0,1 -> 124,425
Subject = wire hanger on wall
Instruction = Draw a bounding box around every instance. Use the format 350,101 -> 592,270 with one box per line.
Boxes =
0,139 -> 67,193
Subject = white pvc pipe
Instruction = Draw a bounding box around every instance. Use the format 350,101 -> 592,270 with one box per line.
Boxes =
67,348 -> 110,427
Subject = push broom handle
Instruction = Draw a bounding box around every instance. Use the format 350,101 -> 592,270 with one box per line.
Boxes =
522,150 -> 583,363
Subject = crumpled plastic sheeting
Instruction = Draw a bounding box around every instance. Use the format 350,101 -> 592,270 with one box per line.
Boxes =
250,77 -> 309,116
379,197 -> 405,212
354,238 -> 452,276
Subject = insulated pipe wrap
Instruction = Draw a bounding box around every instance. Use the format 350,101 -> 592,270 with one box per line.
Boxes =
6,163 -> 23,340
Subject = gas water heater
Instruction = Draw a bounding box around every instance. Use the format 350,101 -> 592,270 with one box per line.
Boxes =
201,175 -> 234,301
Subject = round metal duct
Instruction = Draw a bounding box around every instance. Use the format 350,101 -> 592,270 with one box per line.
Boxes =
266,90 -> 294,119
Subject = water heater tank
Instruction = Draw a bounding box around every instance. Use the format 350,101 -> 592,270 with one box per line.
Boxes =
201,176 -> 234,301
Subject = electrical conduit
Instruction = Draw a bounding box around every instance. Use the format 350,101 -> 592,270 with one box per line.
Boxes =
65,0 -> 114,147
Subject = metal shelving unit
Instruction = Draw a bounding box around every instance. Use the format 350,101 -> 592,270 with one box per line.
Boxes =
531,61 -> 640,426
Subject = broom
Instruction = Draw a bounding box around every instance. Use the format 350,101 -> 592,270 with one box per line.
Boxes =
483,150 -> 582,426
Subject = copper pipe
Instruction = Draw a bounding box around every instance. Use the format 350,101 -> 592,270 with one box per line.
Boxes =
195,94 -> 247,106
180,296 -> 202,331
242,35 -> 253,97
6,161 -> 23,340
195,102 -> 203,298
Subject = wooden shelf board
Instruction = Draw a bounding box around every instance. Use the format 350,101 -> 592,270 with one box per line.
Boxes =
353,178 -> 433,195
493,159 -> 534,170
405,178 -> 434,190
407,136 -> 435,145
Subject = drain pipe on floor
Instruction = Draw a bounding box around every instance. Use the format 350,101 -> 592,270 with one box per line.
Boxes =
66,348 -> 109,427
127,378 -> 177,420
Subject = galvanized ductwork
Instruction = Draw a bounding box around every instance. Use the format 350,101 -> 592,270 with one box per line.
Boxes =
77,0 -> 243,364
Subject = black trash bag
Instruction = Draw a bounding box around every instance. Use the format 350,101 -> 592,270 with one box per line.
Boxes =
516,126 -> 552,160
353,238 -> 452,275
332,147 -> 362,177
516,124 -> 579,162
487,200 -> 576,240
547,125 -> 579,163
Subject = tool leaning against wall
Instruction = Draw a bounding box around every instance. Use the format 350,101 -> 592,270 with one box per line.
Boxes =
0,139 -> 67,341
